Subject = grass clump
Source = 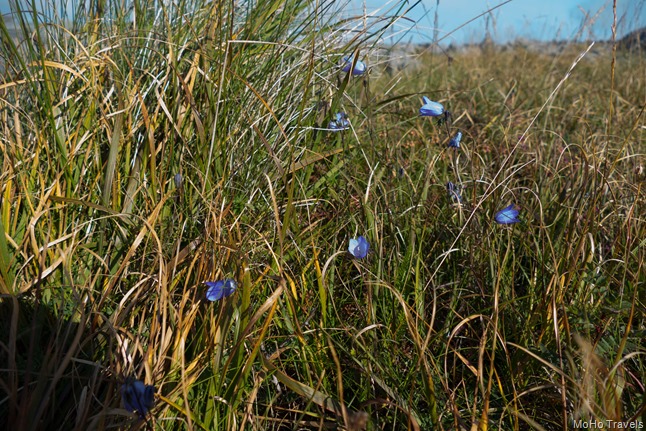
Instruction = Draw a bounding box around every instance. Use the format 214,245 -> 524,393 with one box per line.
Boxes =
0,0 -> 644,429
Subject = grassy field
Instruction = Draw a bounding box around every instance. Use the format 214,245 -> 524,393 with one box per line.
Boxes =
0,0 -> 644,430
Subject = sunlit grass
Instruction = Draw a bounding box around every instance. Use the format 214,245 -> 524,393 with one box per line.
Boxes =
0,0 -> 644,429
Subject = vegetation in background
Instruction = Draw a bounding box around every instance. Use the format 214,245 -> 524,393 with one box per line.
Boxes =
0,0 -> 644,429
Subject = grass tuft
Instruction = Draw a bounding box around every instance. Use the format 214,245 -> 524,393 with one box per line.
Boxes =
1,0 -> 644,429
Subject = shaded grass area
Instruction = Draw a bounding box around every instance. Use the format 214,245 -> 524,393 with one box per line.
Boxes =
0,0 -> 644,429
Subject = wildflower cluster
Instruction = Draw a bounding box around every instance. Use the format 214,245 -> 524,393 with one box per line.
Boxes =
418,94 -> 520,224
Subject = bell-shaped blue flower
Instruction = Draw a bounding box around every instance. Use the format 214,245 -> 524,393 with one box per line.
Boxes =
348,235 -> 369,259
341,56 -> 367,76
494,204 -> 520,224
328,112 -> 350,131
449,131 -> 462,148
446,181 -> 462,202
419,96 -> 444,117
205,278 -> 237,301
121,379 -> 155,417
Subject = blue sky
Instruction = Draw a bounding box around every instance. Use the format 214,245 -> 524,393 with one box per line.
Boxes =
349,0 -> 645,44
1,0 -> 644,44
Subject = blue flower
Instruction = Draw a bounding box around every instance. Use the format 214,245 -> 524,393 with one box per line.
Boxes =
348,235 -> 369,259
342,56 -> 367,76
446,181 -> 462,202
419,96 -> 444,117
205,278 -> 237,301
121,379 -> 155,417
494,204 -> 520,224
449,131 -> 462,148
328,112 -> 350,131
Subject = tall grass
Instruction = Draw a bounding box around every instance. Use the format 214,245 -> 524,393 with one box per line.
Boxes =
0,0 -> 644,429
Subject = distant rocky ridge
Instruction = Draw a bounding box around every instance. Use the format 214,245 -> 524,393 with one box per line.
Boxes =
376,29 -> 644,76
405,27 -> 643,61
618,27 -> 645,51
